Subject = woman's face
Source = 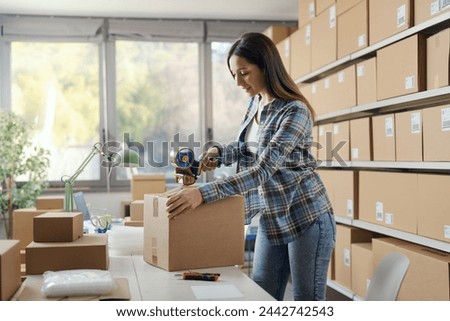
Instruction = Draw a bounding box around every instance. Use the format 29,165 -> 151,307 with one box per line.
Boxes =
229,54 -> 267,98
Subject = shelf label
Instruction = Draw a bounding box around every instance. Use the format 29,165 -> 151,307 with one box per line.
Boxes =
441,108 -> 450,131
385,213 -> 394,225
309,2 -> 315,18
444,225 -> 450,239
411,112 -> 421,134
305,25 -> 311,45
439,0 -> 450,11
376,202 -> 384,221
358,34 -> 366,47
329,5 -> 336,29
343,248 -> 351,266
385,117 -> 394,137
351,148 -> 359,159
357,65 -> 365,77
346,199 -> 353,217
405,75 -> 415,89
397,4 -> 406,28
333,124 -> 340,135
338,71 -> 345,83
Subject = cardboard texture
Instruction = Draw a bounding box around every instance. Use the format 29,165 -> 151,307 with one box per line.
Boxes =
332,120 -> 350,161
298,0 -> 316,27
311,5 -> 337,70
372,114 -> 396,161
26,234 -> 109,275
131,174 -> 166,200
337,0 -> 368,58
0,240 -> 21,301
33,212 -> 84,242
310,77 -> 333,116
290,24 -> 311,80
350,117 -> 372,161
330,65 -> 357,112
427,28 -> 450,90
143,193 -> 245,271
369,0 -> 413,45
395,110 -> 423,162
351,242 -> 373,299
123,216 -> 143,227
318,123 -> 334,161
377,34 -> 426,100
422,105 -> 450,161
356,57 -> 377,105
262,25 -> 293,44
35,196 -> 64,210
336,0 -> 364,15
316,0 -> 336,15
415,0 -> 450,25
276,37 -> 291,73
130,200 -> 144,221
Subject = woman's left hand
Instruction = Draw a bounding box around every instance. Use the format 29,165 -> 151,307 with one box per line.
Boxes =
166,187 -> 203,219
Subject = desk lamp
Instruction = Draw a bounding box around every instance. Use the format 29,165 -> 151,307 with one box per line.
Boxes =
61,143 -> 140,212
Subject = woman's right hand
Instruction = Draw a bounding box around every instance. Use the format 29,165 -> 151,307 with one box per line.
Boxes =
199,147 -> 220,173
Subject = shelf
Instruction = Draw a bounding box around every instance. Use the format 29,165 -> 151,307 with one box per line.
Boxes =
296,12 -> 450,84
334,216 -> 450,253
326,280 -> 355,300
318,161 -> 450,171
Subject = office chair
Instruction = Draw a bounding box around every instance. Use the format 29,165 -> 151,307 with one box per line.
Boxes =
365,252 -> 410,301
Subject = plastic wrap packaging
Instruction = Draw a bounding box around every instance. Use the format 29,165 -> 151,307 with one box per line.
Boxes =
41,269 -> 116,297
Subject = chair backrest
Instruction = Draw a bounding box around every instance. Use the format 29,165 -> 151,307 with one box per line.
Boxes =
365,252 -> 410,301
73,191 -> 91,221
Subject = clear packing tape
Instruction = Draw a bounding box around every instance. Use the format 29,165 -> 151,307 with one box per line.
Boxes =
41,269 -> 116,297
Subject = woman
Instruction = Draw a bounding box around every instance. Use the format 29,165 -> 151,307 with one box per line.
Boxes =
166,32 -> 335,301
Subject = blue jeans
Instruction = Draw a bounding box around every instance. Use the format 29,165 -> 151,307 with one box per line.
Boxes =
252,213 -> 336,301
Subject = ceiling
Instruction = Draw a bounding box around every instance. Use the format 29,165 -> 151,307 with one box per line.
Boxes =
0,0 -> 299,22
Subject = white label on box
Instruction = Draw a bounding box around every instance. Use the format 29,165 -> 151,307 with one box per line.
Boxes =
358,34 -> 366,47
411,112 -> 422,134
441,0 -> 450,10
385,212 -> 394,225
441,108 -> 450,131
357,65 -> 365,77
333,124 -> 340,135
284,41 -> 290,57
343,248 -> 351,266
305,25 -> 311,45
405,76 -> 415,89
431,0 -> 440,14
324,78 -> 330,89
397,4 -> 406,27
385,117 -> 394,137
366,279 -> 371,291
346,199 -> 353,217
338,71 -> 345,83
309,2 -> 315,18
312,83 -> 317,94
319,126 -> 325,136
376,202 -> 384,221
351,148 -> 359,159
329,5 -> 336,29
444,225 -> 450,239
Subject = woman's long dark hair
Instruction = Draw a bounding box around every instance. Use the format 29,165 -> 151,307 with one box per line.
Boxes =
227,32 -> 316,120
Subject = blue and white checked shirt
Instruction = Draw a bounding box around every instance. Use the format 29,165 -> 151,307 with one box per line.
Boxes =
199,96 -> 333,245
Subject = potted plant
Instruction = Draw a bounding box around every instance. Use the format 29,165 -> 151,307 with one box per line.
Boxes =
0,111 -> 50,239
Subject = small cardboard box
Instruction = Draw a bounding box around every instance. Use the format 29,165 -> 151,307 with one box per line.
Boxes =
422,105 -> 450,161
130,200 -> 145,221
26,234 -> 109,275
351,242 -> 373,299
123,216 -> 143,227
143,193 -> 245,271
372,113 -> 396,161
33,212 -> 84,242
415,0 -> 450,25
311,5 -> 337,70
337,0 -> 368,58
427,28 -> 450,90
131,173 -> 166,200
330,65 -> 357,112
356,57 -> 377,105
350,117 -> 372,161
290,24 -> 311,80
395,110 -> 423,162
35,196 -> 64,210
0,240 -> 21,301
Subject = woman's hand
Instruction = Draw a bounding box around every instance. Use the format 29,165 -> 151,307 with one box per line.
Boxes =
166,187 -> 203,219
199,147 -> 220,173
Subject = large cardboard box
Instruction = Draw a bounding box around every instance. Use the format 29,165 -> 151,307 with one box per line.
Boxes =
372,114 -> 396,161
316,0 -> 336,15
33,212 -> 84,243
35,196 -> 64,210
337,0 -> 368,58
0,240 -> 21,301
131,173 -> 166,200
276,37 -> 291,73
335,224 -> 373,290
332,121 -> 350,161
395,110 -> 423,162
290,24 -> 311,80
13,208 -> 64,250
359,171 -> 419,234
143,194 -> 245,271
262,25 -> 293,44
356,57 -> 377,105
397,243 -> 450,301
298,0 -> 316,28
422,105 -> 450,161
376,34 -> 426,100
415,0 -> 450,25
336,0 -> 364,15
310,77 -> 334,116
350,117 -> 372,161
351,242 -> 373,299
26,234 -> 109,275
369,0 -> 413,45
371,237 -> 412,267
418,174 -> 450,243
330,65 -> 357,112
427,28 -> 450,90
311,5 -> 337,70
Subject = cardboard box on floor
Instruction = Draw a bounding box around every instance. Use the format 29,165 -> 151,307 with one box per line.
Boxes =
143,192 -> 245,271
33,212 -> 84,243
422,105 -> 450,161
131,173 -> 166,200
351,242 -> 373,299
0,240 -> 21,301
35,196 -> 64,210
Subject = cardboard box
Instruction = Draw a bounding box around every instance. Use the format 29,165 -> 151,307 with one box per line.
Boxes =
336,0 -> 364,15
0,240 -> 21,301
276,37 -> 291,73
26,234 -> 109,275
395,110 -> 423,162
350,117 -> 372,161
359,171 -> 419,234
131,173 -> 166,200
415,0 -> 450,25
317,169 -> 335,206
376,34 -> 426,100
130,200 -> 144,221
369,0 -> 413,45
335,224 -> 373,290
316,0 -> 336,15
311,5 -> 337,70
427,28 -> 450,90
351,242 -> 373,299
262,25 -> 293,44
328,249 -> 335,280
337,0 -> 368,58
356,57 -> 377,106
298,0 -> 316,27
397,243 -> 450,300
330,65 -> 357,112
372,114 -> 396,161
143,194 -> 245,271
35,196 -> 64,210
33,212 -> 84,243
310,77 -> 334,116
422,105 -> 450,161
317,123 -> 334,161
371,237 -> 411,267
332,121 -> 350,161
290,24 -> 311,80
418,174 -> 450,243
123,216 -> 143,227
13,208 -> 64,250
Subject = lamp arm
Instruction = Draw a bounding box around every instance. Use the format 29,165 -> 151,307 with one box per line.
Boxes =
62,142 -> 103,212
